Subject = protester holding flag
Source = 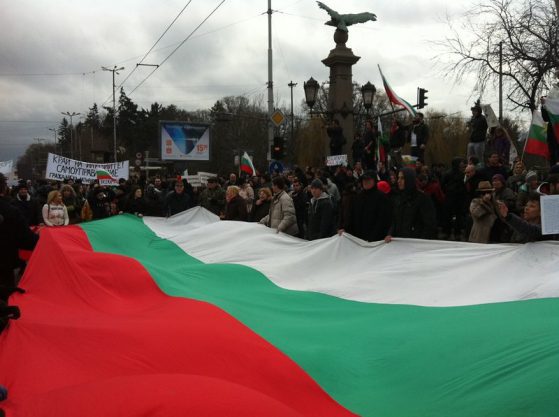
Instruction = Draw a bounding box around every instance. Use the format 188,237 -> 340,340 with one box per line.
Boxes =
541,96 -> 559,166
199,177 -> 225,216
0,173 -> 38,301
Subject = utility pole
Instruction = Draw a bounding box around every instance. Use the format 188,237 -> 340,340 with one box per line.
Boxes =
61,111 -> 80,159
288,81 -> 297,144
267,0 -> 274,161
102,65 -> 125,162
498,41 -> 503,124
48,128 -> 57,154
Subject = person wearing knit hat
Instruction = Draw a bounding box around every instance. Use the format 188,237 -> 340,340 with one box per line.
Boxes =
492,174 -> 516,214
517,170 -> 539,213
377,181 -> 391,194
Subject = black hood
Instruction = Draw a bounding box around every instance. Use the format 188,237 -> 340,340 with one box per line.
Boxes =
401,167 -> 417,193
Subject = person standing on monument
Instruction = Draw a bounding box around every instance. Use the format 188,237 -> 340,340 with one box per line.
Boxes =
326,119 -> 346,156
467,103 -> 488,166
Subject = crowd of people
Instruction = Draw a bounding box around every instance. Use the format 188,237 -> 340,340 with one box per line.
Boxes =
2,106 -> 559,306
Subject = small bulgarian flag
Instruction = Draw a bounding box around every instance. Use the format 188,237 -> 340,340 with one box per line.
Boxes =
378,65 -> 416,117
376,117 -> 386,167
524,111 -> 549,159
240,151 -> 256,176
96,169 -> 118,185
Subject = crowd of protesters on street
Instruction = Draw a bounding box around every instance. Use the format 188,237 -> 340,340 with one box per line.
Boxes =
2,104 -> 559,306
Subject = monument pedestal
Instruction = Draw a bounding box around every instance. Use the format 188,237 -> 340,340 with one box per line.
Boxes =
322,29 -> 360,159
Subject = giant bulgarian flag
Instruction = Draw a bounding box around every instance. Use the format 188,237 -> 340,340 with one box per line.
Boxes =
1,208 -> 558,417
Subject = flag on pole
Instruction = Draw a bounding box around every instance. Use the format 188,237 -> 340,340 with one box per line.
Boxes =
378,65 -> 416,117
240,151 -> 256,176
524,111 -> 549,159
376,117 -> 386,167
543,97 -> 559,141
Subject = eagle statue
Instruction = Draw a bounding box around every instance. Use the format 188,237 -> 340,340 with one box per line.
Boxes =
317,1 -> 377,32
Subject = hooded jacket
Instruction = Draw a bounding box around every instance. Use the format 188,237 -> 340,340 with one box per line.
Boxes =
391,168 -> 437,239
306,192 -> 334,240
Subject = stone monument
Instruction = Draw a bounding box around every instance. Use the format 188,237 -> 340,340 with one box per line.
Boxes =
317,2 -> 377,157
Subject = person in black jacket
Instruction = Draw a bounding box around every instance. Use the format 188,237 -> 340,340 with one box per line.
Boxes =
0,174 -> 39,301
326,119 -> 346,156
340,171 -> 392,242
11,184 -> 41,226
386,167 -> 437,241
306,179 -> 335,240
164,180 -> 193,216
441,157 -> 468,239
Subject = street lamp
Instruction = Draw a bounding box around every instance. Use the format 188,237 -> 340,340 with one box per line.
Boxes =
61,111 -> 80,159
102,65 -> 125,162
303,77 -> 320,112
360,81 -> 376,113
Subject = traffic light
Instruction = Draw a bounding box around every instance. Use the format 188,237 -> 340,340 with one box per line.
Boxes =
271,136 -> 285,160
418,88 -> 428,109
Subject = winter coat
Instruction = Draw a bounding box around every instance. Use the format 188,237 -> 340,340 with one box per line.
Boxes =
469,114 -> 488,143
251,199 -> 271,223
0,197 -> 38,272
259,190 -> 299,236
391,168 -> 437,239
12,194 -> 41,226
224,195 -> 248,221
42,203 -> 69,226
468,198 -> 498,243
306,192 -> 335,240
165,191 -> 193,216
344,187 -> 392,242
199,186 -> 226,215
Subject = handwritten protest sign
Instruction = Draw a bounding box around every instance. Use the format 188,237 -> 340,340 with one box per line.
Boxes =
45,153 -> 129,184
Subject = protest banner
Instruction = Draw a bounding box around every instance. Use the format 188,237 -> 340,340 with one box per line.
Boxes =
326,154 -> 348,167
45,153 -> 129,184
541,195 -> 559,235
0,160 -> 13,176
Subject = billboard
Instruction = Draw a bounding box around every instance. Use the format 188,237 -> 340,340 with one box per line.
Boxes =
160,121 -> 210,161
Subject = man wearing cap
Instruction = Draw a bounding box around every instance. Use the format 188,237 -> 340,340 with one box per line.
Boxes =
467,104 -> 488,165
340,171 -> 392,242
306,179 -> 335,240
199,177 -> 225,216
468,181 -> 499,243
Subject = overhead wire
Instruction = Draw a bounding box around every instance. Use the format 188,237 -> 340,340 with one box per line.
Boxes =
128,0 -> 227,97
114,0 -> 194,93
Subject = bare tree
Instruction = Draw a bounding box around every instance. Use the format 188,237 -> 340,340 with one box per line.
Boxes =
439,0 -> 558,111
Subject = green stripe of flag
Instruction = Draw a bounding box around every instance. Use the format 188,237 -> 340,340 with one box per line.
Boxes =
80,216 -> 559,417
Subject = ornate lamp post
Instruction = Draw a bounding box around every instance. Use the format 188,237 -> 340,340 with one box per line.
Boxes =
303,77 -> 320,114
361,81 -> 376,114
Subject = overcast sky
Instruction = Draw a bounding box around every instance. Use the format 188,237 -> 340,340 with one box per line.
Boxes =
0,0 -> 496,162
